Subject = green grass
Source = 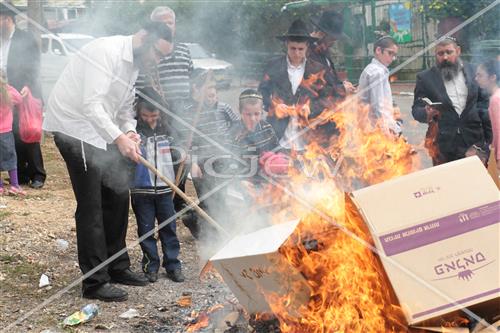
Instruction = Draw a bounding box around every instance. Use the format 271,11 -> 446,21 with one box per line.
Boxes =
0,254 -> 49,300
0,210 -> 12,220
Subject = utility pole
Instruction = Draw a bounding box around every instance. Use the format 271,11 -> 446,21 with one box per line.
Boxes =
27,0 -> 44,43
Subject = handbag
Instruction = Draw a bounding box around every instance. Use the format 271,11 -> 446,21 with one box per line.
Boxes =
18,88 -> 43,143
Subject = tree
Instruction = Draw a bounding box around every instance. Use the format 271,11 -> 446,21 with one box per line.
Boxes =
86,0 -> 316,58
419,0 -> 499,51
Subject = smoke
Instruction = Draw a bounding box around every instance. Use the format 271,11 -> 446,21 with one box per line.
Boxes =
38,0 -> 496,278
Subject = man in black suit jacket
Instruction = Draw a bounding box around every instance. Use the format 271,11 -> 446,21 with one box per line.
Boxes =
0,3 -> 46,188
259,19 -> 338,151
411,38 -> 491,165
309,10 -> 356,97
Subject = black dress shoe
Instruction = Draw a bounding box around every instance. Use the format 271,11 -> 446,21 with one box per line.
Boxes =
110,268 -> 149,286
166,268 -> 185,282
30,180 -> 44,189
83,282 -> 128,302
145,271 -> 158,283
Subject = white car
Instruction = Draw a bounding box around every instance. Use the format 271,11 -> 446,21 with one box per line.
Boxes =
186,42 -> 233,88
40,33 -> 95,100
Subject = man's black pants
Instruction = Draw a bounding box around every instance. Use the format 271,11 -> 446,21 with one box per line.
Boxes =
434,133 -> 469,166
54,133 -> 131,292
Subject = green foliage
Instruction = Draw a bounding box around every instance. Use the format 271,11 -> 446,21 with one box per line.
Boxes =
421,0 -> 496,20
419,0 -> 499,47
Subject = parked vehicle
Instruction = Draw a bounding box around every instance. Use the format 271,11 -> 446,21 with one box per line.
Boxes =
186,42 -> 233,88
40,33 -> 95,100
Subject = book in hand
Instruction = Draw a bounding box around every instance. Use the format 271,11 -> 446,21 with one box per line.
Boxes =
421,97 -> 443,107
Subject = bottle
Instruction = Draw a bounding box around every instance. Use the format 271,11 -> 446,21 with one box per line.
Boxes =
62,304 -> 99,326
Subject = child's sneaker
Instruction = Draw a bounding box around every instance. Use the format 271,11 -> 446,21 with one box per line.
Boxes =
0,187 -> 5,196
8,186 -> 26,196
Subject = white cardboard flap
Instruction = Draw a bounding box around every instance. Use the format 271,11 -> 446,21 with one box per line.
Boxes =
211,220 -> 301,260
210,219 -> 311,314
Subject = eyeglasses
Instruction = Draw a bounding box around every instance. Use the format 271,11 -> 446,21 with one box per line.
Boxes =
383,49 -> 397,58
436,50 -> 455,57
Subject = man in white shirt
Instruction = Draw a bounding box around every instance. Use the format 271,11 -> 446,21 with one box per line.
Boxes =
43,21 -> 173,302
358,36 -> 402,136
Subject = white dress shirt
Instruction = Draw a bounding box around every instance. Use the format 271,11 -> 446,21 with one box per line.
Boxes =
44,35 -> 138,150
287,56 -> 305,95
280,57 -> 306,150
443,67 -> 468,116
0,28 -> 15,76
358,58 -> 401,135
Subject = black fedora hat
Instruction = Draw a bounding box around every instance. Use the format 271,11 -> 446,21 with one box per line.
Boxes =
277,19 -> 319,42
0,2 -> 18,17
311,10 -> 346,39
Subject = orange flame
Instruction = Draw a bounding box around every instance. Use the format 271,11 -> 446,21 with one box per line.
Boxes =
186,312 -> 209,332
261,195 -> 408,332
186,304 -> 225,332
300,70 -> 327,98
249,96 -> 420,332
271,97 -> 311,129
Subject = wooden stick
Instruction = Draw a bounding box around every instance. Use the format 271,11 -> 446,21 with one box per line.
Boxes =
138,155 -> 229,237
173,70 -> 214,195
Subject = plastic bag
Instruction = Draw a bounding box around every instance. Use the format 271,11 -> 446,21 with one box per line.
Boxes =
259,151 -> 289,176
18,89 -> 43,143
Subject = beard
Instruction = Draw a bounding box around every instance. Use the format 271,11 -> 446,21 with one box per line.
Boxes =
438,60 -> 460,81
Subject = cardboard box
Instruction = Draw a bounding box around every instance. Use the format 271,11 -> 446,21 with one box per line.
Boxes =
351,157 -> 500,325
210,219 -> 311,314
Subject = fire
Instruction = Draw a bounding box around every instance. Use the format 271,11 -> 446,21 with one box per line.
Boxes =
272,97 -> 311,128
261,195 -> 408,332
269,70 -> 328,128
186,312 -> 209,332
186,304 -> 225,332
249,93 -> 419,331
300,70 -> 327,97
323,97 -> 416,188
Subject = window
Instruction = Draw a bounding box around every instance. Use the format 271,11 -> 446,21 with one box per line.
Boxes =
64,38 -> 93,51
51,39 -> 65,55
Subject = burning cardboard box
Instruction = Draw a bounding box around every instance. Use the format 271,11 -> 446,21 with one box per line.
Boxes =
210,156 -> 498,330
210,219 -> 312,315
350,156 -> 500,326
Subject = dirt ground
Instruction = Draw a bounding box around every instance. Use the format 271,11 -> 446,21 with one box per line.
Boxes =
0,136 -> 241,333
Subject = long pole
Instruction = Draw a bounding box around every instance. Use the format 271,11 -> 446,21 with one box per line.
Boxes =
173,70 -> 214,195
138,155 -> 229,237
